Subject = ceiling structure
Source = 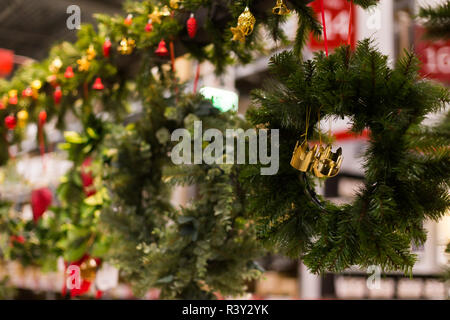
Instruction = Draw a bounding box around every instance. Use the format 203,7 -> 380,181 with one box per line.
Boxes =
0,0 -> 124,60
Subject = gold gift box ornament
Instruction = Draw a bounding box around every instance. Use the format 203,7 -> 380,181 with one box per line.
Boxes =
291,141 -> 343,178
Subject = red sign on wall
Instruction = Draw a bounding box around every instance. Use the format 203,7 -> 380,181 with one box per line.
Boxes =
415,26 -> 450,84
309,0 -> 356,51
0,48 -> 14,77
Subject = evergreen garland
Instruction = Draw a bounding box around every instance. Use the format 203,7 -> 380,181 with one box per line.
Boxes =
418,1 -> 450,39
242,41 -> 449,273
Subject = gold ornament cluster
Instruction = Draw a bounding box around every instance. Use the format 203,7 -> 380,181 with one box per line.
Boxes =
231,1 -> 291,43
291,141 -> 343,178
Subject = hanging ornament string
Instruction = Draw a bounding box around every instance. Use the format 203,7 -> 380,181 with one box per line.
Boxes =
319,0 -> 328,57
193,62 -> 201,93
347,0 -> 354,46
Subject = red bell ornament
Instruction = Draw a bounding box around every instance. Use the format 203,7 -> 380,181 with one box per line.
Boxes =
31,187 -> 52,222
155,40 -> 169,57
92,77 -> 104,90
64,66 -> 74,78
187,13 -> 198,39
124,14 -> 133,26
103,38 -> 112,58
39,110 -> 47,126
5,115 -> 16,130
54,86 -> 62,104
145,19 -> 153,32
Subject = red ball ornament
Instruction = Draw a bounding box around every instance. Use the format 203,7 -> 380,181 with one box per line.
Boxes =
92,77 -> 104,90
5,115 -> 16,130
145,19 -> 153,32
187,13 -> 198,39
22,87 -> 33,98
0,102 -> 4,110
155,40 -> 169,57
124,14 -> 133,26
103,38 -> 112,58
64,66 -> 74,79
39,110 -> 47,126
31,187 -> 53,222
9,95 -> 18,105
54,86 -> 62,104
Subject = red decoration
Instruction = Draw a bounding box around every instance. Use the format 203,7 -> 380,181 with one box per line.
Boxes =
39,110 -> 47,125
10,235 -> 25,245
103,38 -> 112,58
81,157 -> 96,197
4,115 -> 16,130
64,66 -> 74,78
31,187 -> 53,222
92,77 -> 104,90
145,19 -> 153,32
155,40 -> 169,57
309,0 -> 356,51
187,13 -> 198,39
124,14 -> 133,26
0,48 -> 14,77
22,87 -> 33,98
54,86 -> 62,104
8,95 -> 18,105
0,102 -> 4,110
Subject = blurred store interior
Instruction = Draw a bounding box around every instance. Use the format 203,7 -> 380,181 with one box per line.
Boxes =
0,0 -> 449,299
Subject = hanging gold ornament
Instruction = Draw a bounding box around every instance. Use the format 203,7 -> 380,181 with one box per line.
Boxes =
49,57 -> 63,73
169,0 -> 181,9
272,0 -> 291,15
231,27 -> 246,43
161,5 -> 172,16
117,38 -> 136,55
31,80 -> 42,91
290,140 -> 318,172
311,145 -> 343,178
77,56 -> 91,72
149,6 -> 170,24
17,110 -> 29,128
230,7 -> 256,43
80,257 -> 98,282
8,89 -> 18,99
86,45 -> 97,60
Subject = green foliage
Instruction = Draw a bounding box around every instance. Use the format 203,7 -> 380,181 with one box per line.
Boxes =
100,70 -> 262,298
242,40 -> 450,274
418,2 -> 450,39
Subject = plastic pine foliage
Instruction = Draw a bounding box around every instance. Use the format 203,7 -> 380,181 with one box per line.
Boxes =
418,1 -> 450,39
242,40 -> 449,274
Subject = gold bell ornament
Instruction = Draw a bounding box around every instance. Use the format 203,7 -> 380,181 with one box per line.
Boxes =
80,257 -> 98,282
312,145 -> 343,178
230,7 -> 256,43
17,110 -> 29,128
117,38 -> 136,55
290,140 -> 318,172
272,0 -> 291,15
77,56 -> 91,72
86,45 -> 97,60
